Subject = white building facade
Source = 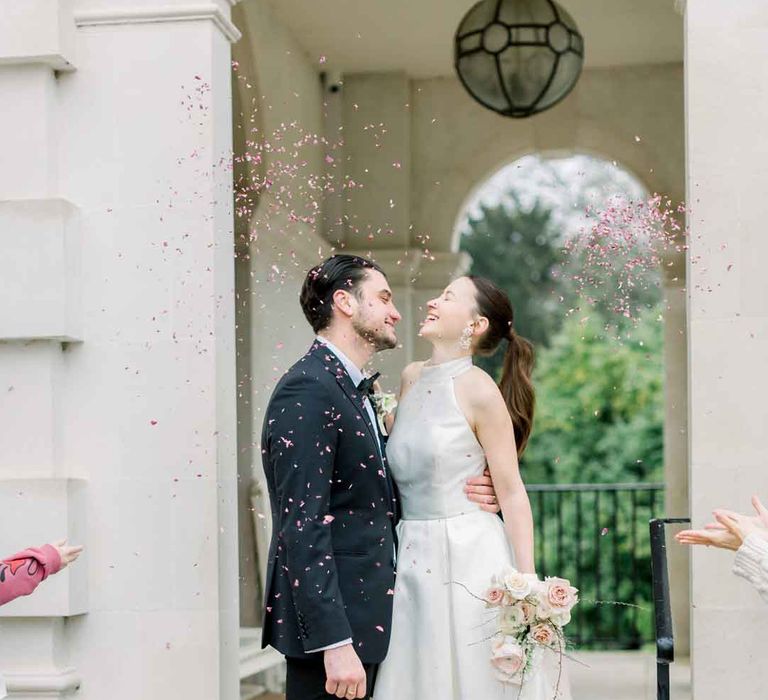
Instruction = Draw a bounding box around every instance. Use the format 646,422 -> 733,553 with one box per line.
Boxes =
0,1 -> 766,699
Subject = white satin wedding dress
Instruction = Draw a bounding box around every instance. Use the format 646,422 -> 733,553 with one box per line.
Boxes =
373,357 -> 571,700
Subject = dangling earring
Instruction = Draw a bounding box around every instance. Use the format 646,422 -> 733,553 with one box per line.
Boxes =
459,324 -> 473,350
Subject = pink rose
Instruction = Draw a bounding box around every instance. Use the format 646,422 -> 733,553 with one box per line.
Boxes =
546,577 -> 578,610
485,586 -> 505,607
490,636 -> 526,682
530,622 -> 558,647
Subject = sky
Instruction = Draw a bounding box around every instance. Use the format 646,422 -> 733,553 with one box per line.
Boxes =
456,154 -> 648,241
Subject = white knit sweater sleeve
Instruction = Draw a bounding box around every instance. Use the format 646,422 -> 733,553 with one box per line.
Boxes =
733,533 -> 768,603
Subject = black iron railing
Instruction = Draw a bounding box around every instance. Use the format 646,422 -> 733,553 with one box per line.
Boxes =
527,482 -> 666,649
650,517 -> 690,700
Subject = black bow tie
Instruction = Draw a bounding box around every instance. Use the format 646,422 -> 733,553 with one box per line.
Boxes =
357,372 -> 380,397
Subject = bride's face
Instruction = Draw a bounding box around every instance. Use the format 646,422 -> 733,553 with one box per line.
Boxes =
419,277 -> 479,344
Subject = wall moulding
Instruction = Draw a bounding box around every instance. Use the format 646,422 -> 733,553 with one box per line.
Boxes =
0,199 -> 82,343
73,4 -> 241,43
4,668 -> 82,698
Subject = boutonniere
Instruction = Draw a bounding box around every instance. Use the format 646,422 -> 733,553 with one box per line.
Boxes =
371,392 -> 398,436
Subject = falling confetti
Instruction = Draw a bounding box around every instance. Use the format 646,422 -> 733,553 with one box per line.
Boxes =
563,194 -> 688,320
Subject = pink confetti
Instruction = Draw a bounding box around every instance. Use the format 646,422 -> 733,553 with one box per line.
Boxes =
564,194 -> 688,320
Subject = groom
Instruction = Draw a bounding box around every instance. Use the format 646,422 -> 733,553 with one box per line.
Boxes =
260,254 -> 499,699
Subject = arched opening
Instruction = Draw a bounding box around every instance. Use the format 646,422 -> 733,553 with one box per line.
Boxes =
454,152 -> 667,651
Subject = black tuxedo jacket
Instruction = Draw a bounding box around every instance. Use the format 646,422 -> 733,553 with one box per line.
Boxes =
260,341 -> 400,663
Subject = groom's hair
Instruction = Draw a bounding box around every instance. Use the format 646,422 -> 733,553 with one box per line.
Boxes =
300,254 -> 386,333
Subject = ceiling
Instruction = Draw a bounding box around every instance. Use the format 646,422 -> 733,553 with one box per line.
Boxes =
263,0 -> 683,78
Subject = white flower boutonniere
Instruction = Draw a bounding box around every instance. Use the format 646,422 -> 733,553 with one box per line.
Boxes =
372,392 -> 398,436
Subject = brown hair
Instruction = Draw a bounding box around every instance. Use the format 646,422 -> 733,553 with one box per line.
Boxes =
468,275 -> 535,456
300,254 -> 386,333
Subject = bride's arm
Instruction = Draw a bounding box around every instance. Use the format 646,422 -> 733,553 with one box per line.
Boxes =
463,370 -> 536,574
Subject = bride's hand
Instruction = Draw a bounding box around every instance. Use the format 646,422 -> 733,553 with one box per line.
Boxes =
464,468 -> 501,514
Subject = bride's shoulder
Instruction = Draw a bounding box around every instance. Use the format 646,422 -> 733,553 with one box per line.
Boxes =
457,365 -> 502,402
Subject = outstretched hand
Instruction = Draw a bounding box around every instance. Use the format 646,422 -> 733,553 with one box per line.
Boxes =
712,508 -> 768,546
675,524 -> 742,551
53,539 -> 84,568
752,495 -> 768,528
675,494 -> 768,551
464,468 -> 501,514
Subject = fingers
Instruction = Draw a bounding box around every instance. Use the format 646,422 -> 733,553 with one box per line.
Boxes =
714,508 -> 742,520
466,491 -> 498,509
53,539 -> 67,548
466,475 -> 493,488
325,680 -> 364,699
464,483 -> 494,496
753,495 -> 768,526
59,545 -> 84,566
713,511 -> 739,535
675,530 -> 712,545
478,503 -> 502,514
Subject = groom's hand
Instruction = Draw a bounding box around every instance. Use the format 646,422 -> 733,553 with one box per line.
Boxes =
324,644 -> 366,699
464,468 -> 501,514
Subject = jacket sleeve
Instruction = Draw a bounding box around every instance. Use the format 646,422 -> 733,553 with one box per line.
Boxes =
0,544 -> 62,606
733,533 -> 768,604
265,373 -> 353,651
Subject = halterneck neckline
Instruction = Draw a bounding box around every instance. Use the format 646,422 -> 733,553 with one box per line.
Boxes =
419,356 -> 473,382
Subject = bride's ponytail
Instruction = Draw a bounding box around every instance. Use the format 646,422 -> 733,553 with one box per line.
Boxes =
499,329 -> 535,456
467,276 -> 536,456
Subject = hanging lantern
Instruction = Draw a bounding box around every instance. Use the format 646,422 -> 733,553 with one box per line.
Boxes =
454,0 -> 584,118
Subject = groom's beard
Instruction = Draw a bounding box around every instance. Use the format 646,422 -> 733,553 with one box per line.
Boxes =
352,316 -> 397,352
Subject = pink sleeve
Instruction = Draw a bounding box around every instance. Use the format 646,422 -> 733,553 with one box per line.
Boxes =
0,544 -> 63,606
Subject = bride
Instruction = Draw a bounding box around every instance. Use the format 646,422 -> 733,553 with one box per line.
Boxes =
373,275 -> 571,700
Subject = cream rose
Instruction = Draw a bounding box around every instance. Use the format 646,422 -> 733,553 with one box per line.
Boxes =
490,636 -> 526,682
535,593 -> 553,620
550,608 -> 572,627
502,569 -> 533,600
499,604 -> 526,634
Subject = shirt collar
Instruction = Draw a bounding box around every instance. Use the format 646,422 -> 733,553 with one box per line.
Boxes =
315,335 -> 366,387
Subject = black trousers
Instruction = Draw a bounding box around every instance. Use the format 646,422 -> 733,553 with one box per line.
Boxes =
286,656 -> 379,700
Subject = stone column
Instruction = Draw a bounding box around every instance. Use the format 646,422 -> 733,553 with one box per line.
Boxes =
662,250 -> 690,656
0,1 -> 242,698
686,2 -> 768,697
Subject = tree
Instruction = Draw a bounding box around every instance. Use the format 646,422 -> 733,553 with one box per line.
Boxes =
459,196 -> 565,377
521,305 -> 664,485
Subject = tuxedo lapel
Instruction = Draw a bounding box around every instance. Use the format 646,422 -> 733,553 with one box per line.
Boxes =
309,342 -> 387,470
309,342 -> 399,517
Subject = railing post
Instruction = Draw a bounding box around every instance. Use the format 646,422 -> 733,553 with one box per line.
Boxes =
649,517 -> 689,700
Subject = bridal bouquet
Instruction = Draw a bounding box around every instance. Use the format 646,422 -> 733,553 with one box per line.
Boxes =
484,567 -> 578,685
